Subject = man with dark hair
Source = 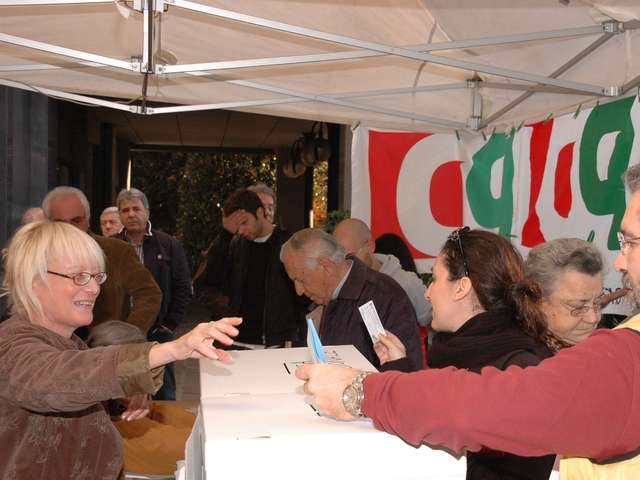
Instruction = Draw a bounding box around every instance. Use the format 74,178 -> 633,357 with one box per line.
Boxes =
115,188 -> 192,400
193,188 -> 305,349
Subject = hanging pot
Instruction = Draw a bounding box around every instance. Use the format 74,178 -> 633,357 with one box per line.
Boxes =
284,137 -> 307,178
301,122 -> 332,166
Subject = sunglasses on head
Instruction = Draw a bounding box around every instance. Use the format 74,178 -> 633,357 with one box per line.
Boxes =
448,226 -> 470,278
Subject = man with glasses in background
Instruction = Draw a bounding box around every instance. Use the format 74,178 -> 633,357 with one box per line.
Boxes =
42,187 -> 161,337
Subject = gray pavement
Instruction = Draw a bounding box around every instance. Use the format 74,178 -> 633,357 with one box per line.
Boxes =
173,300 -> 212,401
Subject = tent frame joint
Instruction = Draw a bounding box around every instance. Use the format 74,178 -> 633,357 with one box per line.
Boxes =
130,56 -> 142,74
467,117 -> 482,131
604,21 -> 624,34
604,86 -> 622,96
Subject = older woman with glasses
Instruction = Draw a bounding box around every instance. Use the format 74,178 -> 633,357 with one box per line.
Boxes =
373,227 -> 555,479
0,221 -> 241,480
524,238 -> 609,351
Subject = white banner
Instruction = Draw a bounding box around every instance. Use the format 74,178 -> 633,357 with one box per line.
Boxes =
352,96 -> 640,315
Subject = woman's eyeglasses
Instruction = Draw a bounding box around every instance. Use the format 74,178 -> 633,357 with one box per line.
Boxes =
448,226 -> 470,278
47,271 -> 108,286
553,296 -> 604,317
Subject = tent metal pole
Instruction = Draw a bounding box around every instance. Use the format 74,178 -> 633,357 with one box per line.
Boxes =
148,75 -> 468,128
479,83 -> 597,95
146,82 -> 467,113
160,24 -> 606,74
0,79 -> 140,112
0,0 -> 108,4
150,98 -> 307,114
333,83 -> 470,98
148,82 -> 472,113
170,0 -> 610,95
208,77 -> 468,128
622,75 -> 640,93
0,62 -> 102,71
479,33 -> 614,129
149,100 -> 462,130
142,0 -> 152,73
0,33 -> 134,71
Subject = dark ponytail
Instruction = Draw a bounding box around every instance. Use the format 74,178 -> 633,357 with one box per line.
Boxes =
442,229 -> 547,342
506,279 -> 546,339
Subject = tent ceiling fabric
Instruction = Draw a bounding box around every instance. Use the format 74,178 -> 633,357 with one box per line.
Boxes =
0,0 -> 639,135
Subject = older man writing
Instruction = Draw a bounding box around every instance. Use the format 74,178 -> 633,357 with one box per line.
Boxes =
281,228 -> 422,371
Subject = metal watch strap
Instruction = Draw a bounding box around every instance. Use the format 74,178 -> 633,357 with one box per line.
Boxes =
343,371 -> 372,417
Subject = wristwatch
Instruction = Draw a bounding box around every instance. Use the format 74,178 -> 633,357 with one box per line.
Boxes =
342,371 -> 372,417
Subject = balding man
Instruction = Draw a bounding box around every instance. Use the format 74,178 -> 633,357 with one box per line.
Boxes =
21,207 -> 44,225
281,228 -> 423,371
333,218 -> 432,328
42,187 -> 161,335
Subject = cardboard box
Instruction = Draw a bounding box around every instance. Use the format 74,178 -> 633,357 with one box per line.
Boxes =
198,346 -> 466,479
199,345 -> 373,397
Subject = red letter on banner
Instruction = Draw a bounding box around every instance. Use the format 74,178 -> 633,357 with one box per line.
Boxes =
368,131 -> 432,259
430,161 -> 464,227
521,119 -> 553,247
555,142 -> 575,218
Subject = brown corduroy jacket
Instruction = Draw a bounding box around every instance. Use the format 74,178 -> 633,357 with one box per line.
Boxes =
0,315 -> 164,480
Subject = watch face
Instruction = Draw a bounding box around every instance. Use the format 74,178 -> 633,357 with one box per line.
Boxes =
343,385 -> 360,414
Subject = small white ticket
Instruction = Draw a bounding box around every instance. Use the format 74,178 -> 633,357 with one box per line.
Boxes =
358,300 -> 385,343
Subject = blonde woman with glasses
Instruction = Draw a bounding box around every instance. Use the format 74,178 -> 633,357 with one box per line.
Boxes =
0,221 -> 241,480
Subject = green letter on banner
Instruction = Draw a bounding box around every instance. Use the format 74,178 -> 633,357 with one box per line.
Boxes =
580,97 -> 636,250
467,133 -> 515,236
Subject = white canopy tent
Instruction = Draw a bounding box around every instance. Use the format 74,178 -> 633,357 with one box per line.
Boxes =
0,0 -> 639,134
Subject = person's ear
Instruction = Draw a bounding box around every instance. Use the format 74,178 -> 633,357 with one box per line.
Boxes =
317,257 -> 334,276
256,207 -> 265,219
364,238 -> 376,254
32,275 -> 46,294
453,277 -> 473,301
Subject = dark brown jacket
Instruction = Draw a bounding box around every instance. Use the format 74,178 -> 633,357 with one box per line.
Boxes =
90,231 -> 162,334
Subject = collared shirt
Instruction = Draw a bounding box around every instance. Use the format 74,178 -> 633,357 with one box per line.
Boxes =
124,221 -> 153,264
331,259 -> 354,300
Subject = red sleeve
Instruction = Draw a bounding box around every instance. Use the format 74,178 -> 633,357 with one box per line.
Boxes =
362,328 -> 640,462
